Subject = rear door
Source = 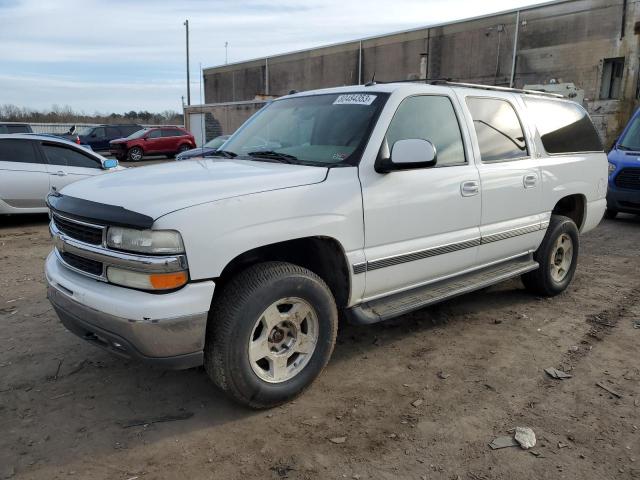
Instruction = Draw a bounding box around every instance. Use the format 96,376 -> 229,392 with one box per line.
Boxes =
0,138 -> 50,211
40,142 -> 104,191
459,94 -> 544,265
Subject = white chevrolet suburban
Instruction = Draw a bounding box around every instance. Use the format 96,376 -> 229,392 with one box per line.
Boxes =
45,82 -> 607,408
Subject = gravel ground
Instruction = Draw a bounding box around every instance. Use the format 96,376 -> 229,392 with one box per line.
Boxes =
0,212 -> 639,480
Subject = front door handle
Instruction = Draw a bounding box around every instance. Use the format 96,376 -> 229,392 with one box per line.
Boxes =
51,171 -> 67,177
523,173 -> 538,188
461,180 -> 480,197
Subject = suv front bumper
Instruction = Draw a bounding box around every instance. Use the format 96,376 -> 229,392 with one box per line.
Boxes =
45,252 -> 215,369
607,186 -> 640,214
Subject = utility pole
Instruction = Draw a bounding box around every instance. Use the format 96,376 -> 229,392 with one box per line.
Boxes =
184,19 -> 191,106
225,41 -> 229,64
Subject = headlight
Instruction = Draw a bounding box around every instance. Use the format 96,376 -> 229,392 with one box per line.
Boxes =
107,267 -> 188,290
608,162 -> 616,174
106,227 -> 184,254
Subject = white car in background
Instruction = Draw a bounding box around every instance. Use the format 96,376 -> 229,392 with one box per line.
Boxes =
0,134 -> 121,215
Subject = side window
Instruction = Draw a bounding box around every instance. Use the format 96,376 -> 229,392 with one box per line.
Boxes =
466,97 -> 528,162
162,129 -> 176,137
92,127 -> 106,139
106,127 -> 120,138
148,129 -> 162,139
42,144 -> 101,169
523,97 -> 603,154
0,139 -> 41,164
385,95 -> 466,167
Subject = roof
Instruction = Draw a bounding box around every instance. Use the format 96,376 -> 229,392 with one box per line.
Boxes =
0,133 -> 94,147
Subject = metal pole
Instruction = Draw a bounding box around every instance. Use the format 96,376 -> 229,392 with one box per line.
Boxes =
358,40 -> 363,85
184,20 -> 191,105
265,58 -> 269,95
225,41 -> 228,64
509,11 -> 520,88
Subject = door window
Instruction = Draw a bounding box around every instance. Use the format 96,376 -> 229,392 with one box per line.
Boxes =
147,129 -> 162,139
0,139 -> 42,164
384,95 -> 466,167
92,127 -> 106,139
42,144 -> 101,169
106,127 -> 120,138
163,129 -> 184,137
466,97 -> 528,162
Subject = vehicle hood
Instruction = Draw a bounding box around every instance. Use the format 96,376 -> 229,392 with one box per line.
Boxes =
109,138 -> 129,145
608,147 -> 640,166
58,158 -> 329,220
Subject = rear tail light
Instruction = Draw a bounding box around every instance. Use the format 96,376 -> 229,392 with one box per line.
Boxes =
76,136 -> 80,144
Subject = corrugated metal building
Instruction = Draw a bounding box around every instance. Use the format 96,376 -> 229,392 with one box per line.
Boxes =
185,0 -> 639,146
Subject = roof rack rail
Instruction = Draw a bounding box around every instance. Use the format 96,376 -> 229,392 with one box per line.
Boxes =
367,77 -> 453,85
429,80 -> 564,98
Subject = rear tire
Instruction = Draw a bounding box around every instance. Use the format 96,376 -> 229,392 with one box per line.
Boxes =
604,208 -> 618,219
522,215 -> 579,297
204,262 -> 338,409
127,146 -> 143,162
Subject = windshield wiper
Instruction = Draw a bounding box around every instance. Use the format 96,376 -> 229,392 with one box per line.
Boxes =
206,149 -> 237,158
247,150 -> 299,164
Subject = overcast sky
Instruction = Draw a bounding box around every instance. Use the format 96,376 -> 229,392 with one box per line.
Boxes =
0,0 -> 545,114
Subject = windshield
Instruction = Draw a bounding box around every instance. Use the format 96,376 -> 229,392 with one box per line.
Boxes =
204,135 -> 229,149
125,129 -> 149,140
221,92 -> 388,166
618,113 -> 640,151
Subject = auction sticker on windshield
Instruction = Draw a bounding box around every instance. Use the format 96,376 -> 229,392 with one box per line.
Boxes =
333,94 -> 377,105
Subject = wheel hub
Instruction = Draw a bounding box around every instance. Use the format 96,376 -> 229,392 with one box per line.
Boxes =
248,297 -> 319,383
550,233 -> 573,283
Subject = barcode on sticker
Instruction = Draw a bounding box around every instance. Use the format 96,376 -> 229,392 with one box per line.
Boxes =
333,94 -> 377,105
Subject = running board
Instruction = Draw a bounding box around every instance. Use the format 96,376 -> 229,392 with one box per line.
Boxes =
348,255 -> 538,325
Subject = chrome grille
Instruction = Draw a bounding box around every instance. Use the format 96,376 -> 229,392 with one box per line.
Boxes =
53,213 -> 104,245
60,251 -> 104,276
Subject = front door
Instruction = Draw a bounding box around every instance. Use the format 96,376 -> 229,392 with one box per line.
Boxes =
144,129 -> 164,153
359,94 -> 482,300
40,142 -> 104,191
0,138 -> 50,211
460,94 -> 544,265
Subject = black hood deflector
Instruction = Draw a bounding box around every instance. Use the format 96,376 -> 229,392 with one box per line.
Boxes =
47,192 -> 154,229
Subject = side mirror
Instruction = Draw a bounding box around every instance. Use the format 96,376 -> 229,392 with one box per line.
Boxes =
376,138 -> 437,173
103,159 -> 118,169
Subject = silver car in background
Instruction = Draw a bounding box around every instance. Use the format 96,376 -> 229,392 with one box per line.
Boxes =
0,134 -> 121,215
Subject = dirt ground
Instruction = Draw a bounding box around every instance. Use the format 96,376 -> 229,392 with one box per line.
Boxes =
1,210 -> 639,480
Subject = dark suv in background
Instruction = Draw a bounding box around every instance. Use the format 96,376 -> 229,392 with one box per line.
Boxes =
109,126 -> 195,161
62,124 -> 142,151
0,123 -> 33,134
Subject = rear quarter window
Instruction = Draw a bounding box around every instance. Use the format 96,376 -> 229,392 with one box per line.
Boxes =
523,97 -> 602,154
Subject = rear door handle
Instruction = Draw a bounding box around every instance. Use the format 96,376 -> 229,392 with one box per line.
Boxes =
523,173 -> 538,188
461,180 -> 480,197
51,171 -> 67,176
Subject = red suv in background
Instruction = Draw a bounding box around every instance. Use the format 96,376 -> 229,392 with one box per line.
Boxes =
109,126 -> 195,161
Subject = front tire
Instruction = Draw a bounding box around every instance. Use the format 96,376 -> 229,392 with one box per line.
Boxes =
204,262 -> 338,408
522,215 -> 579,297
127,146 -> 143,162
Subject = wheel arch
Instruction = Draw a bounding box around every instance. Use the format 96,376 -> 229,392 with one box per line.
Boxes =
551,193 -> 586,230
212,236 -> 352,311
